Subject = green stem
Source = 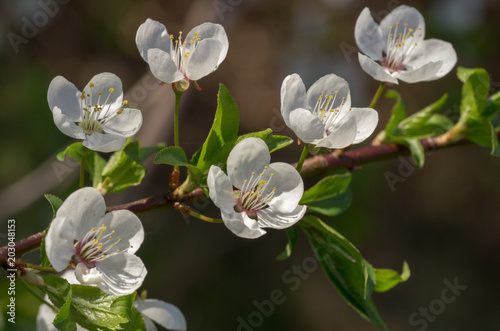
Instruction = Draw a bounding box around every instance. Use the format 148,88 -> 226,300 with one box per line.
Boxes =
296,144 -> 309,173
79,147 -> 87,188
369,82 -> 386,109
21,280 -> 57,311
173,87 -> 183,171
189,210 -> 223,223
25,263 -> 56,272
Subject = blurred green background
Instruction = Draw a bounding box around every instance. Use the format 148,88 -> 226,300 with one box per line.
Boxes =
1,0 -> 499,330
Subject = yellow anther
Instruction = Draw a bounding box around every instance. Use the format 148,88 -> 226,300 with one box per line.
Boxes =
117,108 -> 124,114
89,83 -> 94,87
252,172 -> 255,176
118,239 -> 122,242
179,31 -> 183,35
109,236 -> 113,240
170,34 -> 174,39
101,254 -> 105,258
109,88 -> 114,93
185,52 -> 190,57
116,249 -> 120,252
244,180 -> 248,183
122,100 -> 128,105
273,187 -> 277,192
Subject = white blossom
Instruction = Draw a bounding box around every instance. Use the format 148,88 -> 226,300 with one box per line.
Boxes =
45,187 -> 147,296
136,19 -> 228,86
281,73 -> 378,149
208,138 -> 306,239
355,5 -> 457,84
48,73 -> 142,152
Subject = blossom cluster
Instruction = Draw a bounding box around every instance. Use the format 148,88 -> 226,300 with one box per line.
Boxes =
40,4 -> 457,330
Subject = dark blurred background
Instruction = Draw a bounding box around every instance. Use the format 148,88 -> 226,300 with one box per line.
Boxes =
1,0 -> 499,330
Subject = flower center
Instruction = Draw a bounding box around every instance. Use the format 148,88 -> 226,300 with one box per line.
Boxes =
78,83 -> 127,135
73,223 -> 124,268
235,166 -> 276,219
170,31 -> 201,75
382,23 -> 422,72
312,91 -> 351,135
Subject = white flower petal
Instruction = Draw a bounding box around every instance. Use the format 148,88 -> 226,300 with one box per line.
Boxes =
136,299 -> 187,331
143,317 -> 159,331
393,60 -> 442,83
75,263 -> 103,285
52,106 -> 85,139
354,7 -> 384,61
102,108 -> 143,138
136,18 -> 171,62
97,253 -> 147,296
403,39 -> 457,80
82,132 -> 127,153
147,48 -> 185,84
208,166 -> 237,214
56,187 -> 106,241
312,113 -> 358,149
48,76 -> 81,121
186,38 -> 223,81
379,5 -> 425,42
306,74 -> 352,111
99,210 -> 144,254
227,138 -> 270,190
45,216 -> 75,272
288,108 -> 325,143
258,204 -> 306,229
280,74 -> 308,126
350,107 -> 379,144
221,210 -> 267,239
358,53 -> 399,84
185,22 -> 228,67
266,162 -> 304,213
83,73 -> 123,111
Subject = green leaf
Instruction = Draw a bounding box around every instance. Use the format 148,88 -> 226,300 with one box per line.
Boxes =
373,262 -> 411,293
405,138 -> 425,168
70,285 -> 134,331
119,306 -> 147,331
44,275 -> 72,309
196,84 -> 240,172
483,91 -> 500,118
154,146 -> 202,185
53,299 -> 77,331
466,116 -> 494,148
276,226 -> 298,261
397,94 -> 448,134
300,216 -> 387,330
124,141 -> 165,164
57,143 -> 107,187
306,185 -> 353,217
265,135 -> 294,153
44,194 -> 63,219
457,67 -> 490,120
300,173 -> 352,204
384,90 -> 407,135
100,143 -> 146,194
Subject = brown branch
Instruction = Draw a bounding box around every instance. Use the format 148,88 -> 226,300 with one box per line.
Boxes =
1,131 -> 498,268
